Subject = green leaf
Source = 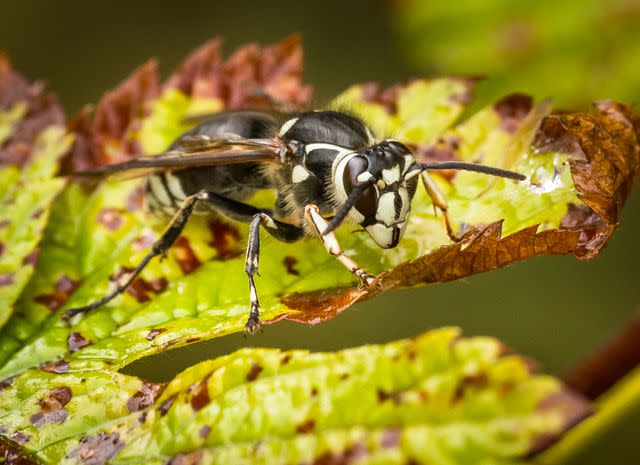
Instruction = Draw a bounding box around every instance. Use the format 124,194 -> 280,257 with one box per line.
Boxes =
0,57 -> 70,330
0,127 -> 70,327
1,75 -> 638,379
0,328 -> 591,465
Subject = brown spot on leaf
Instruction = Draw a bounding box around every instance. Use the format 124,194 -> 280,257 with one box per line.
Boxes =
0,377 -> 13,391
67,332 -> 91,353
310,387 -> 318,397
96,208 -> 123,231
380,428 -> 401,448
377,389 -> 402,405
35,275 -> 80,311
109,267 -> 167,303
66,433 -> 125,465
157,394 -> 177,416
283,256 -> 300,276
449,77 -> 479,105
40,360 -> 70,374
296,419 -> 315,434
30,209 -> 44,220
128,277 -> 168,303
0,220 -> 9,229
127,381 -> 164,413
246,362 -> 263,382
131,231 -> 155,251
166,451 -> 203,465
126,185 -> 145,212
172,237 -> 201,274
280,354 -> 292,365
360,81 -> 401,114
10,431 -> 30,445
494,94 -> 533,133
199,425 -> 211,439
56,276 -> 79,294
29,386 -> 72,428
208,218 -> 242,260
146,328 -> 166,341
463,372 -> 489,389
190,378 -> 210,412
22,249 -> 39,266
0,273 -> 14,287
312,444 -> 368,465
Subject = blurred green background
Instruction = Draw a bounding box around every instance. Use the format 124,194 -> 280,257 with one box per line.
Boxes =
2,1 -> 639,463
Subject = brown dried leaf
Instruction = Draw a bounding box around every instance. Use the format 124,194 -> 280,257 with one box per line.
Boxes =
166,33 -> 311,108
0,56 -> 65,167
61,35 -> 311,174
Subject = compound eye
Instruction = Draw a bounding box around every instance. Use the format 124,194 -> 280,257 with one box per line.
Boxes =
343,156 -> 378,218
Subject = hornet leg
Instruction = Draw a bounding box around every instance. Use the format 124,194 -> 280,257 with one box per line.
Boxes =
65,191 -> 207,319
305,204 -> 377,288
420,171 -> 461,242
244,213 -> 304,335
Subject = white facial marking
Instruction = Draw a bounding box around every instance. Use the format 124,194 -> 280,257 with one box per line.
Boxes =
291,164 -> 310,183
356,171 -> 373,183
393,165 -> 401,182
402,155 -> 415,174
381,169 -> 395,185
377,179 -> 386,189
279,118 -> 299,137
366,223 -> 394,248
398,186 -> 410,219
375,192 -> 397,226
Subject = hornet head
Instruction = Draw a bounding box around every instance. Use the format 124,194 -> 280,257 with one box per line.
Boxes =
331,140 -> 420,248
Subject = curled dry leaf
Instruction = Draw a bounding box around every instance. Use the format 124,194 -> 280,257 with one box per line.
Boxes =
0,328 -> 591,465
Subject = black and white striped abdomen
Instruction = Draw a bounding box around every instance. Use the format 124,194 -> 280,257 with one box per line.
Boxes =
145,171 -> 188,216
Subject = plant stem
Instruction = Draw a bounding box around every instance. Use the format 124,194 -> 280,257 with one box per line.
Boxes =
539,365 -> 640,465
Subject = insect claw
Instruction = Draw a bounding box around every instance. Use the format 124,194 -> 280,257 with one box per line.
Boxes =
355,269 -> 379,290
244,314 -> 262,336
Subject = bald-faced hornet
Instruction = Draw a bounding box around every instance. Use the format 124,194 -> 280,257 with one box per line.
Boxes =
67,109 -> 525,333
